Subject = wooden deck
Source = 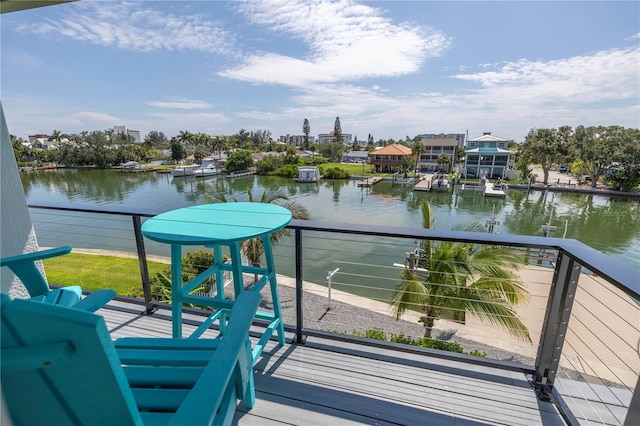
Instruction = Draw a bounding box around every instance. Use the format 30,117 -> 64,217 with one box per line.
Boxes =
98,299 -> 568,425
484,181 -> 506,197
357,177 -> 382,187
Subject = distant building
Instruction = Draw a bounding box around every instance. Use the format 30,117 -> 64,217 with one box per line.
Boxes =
317,132 -> 352,145
112,125 -> 141,143
417,137 -> 458,172
27,134 -> 52,150
341,150 -> 369,163
279,134 -> 315,146
418,133 -> 466,148
463,132 -> 512,179
368,143 -> 412,172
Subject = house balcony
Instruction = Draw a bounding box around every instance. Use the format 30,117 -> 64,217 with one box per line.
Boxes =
17,203 -> 640,425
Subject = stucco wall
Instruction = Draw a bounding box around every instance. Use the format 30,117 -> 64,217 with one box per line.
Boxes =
0,103 -> 40,298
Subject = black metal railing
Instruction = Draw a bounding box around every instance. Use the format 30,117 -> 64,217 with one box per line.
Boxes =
26,202 -> 640,425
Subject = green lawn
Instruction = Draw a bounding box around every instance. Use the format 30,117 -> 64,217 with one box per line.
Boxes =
322,162 -> 405,178
43,253 -> 167,296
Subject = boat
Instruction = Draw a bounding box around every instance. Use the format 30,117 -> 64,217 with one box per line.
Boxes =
170,164 -> 200,177
121,161 -> 140,169
193,163 -> 221,177
432,178 -> 450,191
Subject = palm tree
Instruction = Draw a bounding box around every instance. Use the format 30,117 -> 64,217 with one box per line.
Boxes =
437,152 -> 451,173
391,201 -> 531,342
177,130 -> 194,153
412,139 -> 426,177
208,190 -> 310,281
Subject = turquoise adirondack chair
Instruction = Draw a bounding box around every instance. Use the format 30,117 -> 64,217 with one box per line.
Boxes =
0,246 -> 115,311
1,290 -> 261,425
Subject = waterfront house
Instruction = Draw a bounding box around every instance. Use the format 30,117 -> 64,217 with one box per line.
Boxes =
417,137 -> 458,172
463,132 -> 512,179
368,143 -> 412,172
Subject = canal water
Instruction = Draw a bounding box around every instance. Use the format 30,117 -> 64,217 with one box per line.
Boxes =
21,169 -> 640,298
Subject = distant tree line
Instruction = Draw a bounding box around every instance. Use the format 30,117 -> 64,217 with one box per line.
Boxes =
10,123 -> 640,191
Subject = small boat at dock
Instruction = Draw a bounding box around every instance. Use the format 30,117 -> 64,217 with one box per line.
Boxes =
170,164 -> 200,177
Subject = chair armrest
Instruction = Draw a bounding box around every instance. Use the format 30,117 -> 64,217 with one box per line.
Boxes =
1,341 -> 75,372
0,246 -> 72,267
71,289 -> 116,312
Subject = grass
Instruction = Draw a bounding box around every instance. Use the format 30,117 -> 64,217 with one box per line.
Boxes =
322,162 -> 408,178
43,253 -> 167,296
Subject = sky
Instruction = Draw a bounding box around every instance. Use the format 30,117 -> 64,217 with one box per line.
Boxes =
1,0 -> 639,143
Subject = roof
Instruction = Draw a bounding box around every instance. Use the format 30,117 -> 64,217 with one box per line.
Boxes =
369,143 -> 412,156
420,138 -> 458,147
468,133 -> 512,143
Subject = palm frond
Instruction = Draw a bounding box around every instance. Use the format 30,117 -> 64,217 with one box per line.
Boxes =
460,292 -> 532,343
391,268 -> 430,319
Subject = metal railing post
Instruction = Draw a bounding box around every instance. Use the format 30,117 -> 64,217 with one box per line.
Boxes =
534,251 -> 580,399
294,228 -> 305,344
132,215 -> 154,314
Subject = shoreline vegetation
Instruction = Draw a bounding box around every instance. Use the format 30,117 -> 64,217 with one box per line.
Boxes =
43,249 -> 637,387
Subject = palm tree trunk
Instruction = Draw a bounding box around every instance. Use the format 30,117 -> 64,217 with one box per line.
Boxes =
419,307 -> 436,338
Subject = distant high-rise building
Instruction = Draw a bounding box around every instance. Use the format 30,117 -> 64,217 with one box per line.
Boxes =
112,125 -> 141,143
317,132 -> 352,145
279,134 -> 315,146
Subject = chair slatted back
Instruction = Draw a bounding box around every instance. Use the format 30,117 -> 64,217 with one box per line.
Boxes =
1,294 -> 141,425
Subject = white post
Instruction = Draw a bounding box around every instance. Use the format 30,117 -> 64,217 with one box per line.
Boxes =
327,268 -> 340,309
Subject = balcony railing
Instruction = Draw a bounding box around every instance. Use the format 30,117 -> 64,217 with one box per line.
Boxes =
26,202 -> 640,425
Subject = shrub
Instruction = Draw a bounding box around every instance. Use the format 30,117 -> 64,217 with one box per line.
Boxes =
321,166 -> 350,179
301,156 -> 327,166
333,329 -> 484,357
273,164 -> 299,178
127,249 -> 224,304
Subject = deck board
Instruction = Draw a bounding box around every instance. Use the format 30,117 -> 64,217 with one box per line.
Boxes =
97,301 -> 566,425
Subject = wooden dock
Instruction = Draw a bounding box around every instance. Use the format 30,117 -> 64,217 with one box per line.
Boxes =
119,167 -> 157,173
228,169 -> 257,178
357,177 -> 382,187
413,177 -> 431,191
484,181 -> 506,197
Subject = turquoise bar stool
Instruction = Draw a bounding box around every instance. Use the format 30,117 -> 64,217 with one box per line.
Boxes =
141,202 -> 292,363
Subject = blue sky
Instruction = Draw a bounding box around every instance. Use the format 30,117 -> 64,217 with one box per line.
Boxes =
2,0 -> 638,142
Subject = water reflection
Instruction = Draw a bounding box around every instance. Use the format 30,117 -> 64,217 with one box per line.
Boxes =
21,169 -> 640,270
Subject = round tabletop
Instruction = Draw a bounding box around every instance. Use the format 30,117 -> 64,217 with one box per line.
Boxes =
141,202 -> 293,245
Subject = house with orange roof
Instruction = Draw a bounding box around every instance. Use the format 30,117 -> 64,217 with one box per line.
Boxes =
368,143 -> 413,173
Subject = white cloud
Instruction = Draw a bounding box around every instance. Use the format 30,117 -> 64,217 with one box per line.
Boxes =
236,45 -> 640,140
453,47 -> 639,103
73,111 -> 121,125
148,111 -> 233,125
146,98 -> 213,109
220,0 -> 451,86
236,111 -> 287,121
16,2 -> 236,55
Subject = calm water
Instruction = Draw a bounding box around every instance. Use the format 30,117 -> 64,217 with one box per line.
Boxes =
21,169 -> 640,297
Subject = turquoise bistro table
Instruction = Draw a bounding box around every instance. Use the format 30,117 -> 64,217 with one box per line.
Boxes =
141,202 -> 292,361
